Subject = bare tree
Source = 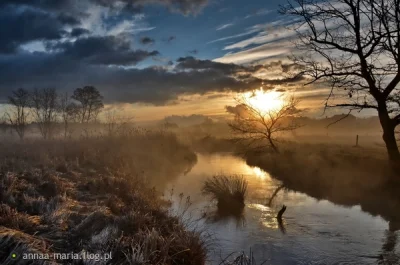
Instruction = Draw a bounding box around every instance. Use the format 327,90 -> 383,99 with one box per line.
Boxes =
30,88 -> 58,139
281,0 -> 400,161
228,94 -> 302,153
6,88 -> 30,140
71,86 -> 104,123
0,114 -> 8,135
59,92 -> 80,139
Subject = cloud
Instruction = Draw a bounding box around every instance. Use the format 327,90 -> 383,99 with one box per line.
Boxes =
176,56 -> 257,75
225,104 -> 249,116
223,19 -> 298,51
70,28 -> 91,37
0,7 -> 72,53
244,8 -> 273,19
215,41 -> 292,64
0,53 -> 264,105
1,0 -> 209,16
0,0 -> 208,54
0,51 -> 305,105
216,23 -> 234,31
140,36 -> 155,45
92,0 -> 209,15
207,31 -> 258,44
49,35 -> 159,66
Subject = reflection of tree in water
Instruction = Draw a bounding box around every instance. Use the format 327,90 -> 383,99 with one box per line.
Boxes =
277,205 -> 287,234
379,222 -> 400,265
266,185 -> 287,234
202,205 -> 246,228
266,184 -> 285,207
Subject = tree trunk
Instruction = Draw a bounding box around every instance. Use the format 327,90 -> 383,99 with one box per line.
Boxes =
268,137 -> 279,153
382,126 -> 400,161
378,103 -> 400,162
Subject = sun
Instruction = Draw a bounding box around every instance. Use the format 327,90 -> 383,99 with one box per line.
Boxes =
243,89 -> 285,113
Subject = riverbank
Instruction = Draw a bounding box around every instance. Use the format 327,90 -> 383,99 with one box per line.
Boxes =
243,143 -> 400,230
0,131 -> 206,265
191,135 -> 400,229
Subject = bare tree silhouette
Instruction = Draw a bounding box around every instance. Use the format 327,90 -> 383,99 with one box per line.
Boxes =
281,0 -> 400,161
6,88 -> 30,140
72,86 -> 104,124
228,93 -> 302,153
30,88 -> 58,139
59,92 -> 80,139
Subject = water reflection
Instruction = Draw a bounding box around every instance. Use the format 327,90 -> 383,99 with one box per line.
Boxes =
203,207 -> 247,228
166,153 -> 400,264
266,184 -> 285,207
379,228 -> 399,264
250,166 -> 270,180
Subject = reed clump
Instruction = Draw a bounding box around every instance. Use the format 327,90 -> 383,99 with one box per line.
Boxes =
202,175 -> 248,214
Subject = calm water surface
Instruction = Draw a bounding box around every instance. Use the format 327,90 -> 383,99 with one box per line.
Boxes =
164,153 -> 400,265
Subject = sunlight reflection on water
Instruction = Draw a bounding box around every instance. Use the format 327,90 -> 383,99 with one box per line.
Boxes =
164,153 -> 397,265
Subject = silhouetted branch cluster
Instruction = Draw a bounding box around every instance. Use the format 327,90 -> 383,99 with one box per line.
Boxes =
281,0 -> 400,160
228,93 -> 302,153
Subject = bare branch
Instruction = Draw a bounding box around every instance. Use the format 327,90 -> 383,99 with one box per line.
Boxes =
227,92 -> 302,153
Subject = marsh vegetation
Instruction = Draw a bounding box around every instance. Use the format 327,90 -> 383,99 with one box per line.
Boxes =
0,131 -> 205,265
202,175 -> 247,216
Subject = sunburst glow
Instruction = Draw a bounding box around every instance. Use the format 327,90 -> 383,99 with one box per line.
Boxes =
243,89 -> 285,113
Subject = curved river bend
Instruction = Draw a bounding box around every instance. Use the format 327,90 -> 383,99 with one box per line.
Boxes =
164,153 -> 399,265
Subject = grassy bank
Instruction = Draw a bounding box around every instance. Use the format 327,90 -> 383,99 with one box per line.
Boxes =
243,143 -> 400,230
0,130 -> 206,265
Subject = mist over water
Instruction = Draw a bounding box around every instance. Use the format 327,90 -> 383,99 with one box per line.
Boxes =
165,153 -> 399,265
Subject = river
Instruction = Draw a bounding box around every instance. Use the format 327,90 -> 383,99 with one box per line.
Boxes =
164,152 -> 399,265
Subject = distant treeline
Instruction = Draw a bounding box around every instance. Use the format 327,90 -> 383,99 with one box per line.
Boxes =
1,86 -> 105,140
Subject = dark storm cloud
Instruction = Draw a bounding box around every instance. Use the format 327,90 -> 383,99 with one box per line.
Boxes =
1,0 -> 208,15
0,7 -> 70,53
50,36 -> 159,66
0,0 -> 76,10
94,0 -> 209,15
0,52 -> 307,105
99,66 -> 261,104
70,28 -> 90,37
176,56 -> 250,73
176,56 -> 305,85
0,53 -> 263,105
140,37 -> 155,45
0,0 -> 207,54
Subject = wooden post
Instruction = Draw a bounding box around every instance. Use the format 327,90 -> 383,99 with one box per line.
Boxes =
355,135 -> 359,147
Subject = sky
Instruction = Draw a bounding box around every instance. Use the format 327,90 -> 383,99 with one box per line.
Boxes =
0,0 -> 344,122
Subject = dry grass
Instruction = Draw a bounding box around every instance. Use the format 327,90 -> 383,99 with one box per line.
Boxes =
0,130 -> 206,265
243,142 -> 400,225
202,175 -> 248,215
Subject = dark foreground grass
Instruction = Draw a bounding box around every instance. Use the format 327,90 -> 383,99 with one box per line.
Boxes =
202,175 -> 248,215
0,130 -> 206,265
